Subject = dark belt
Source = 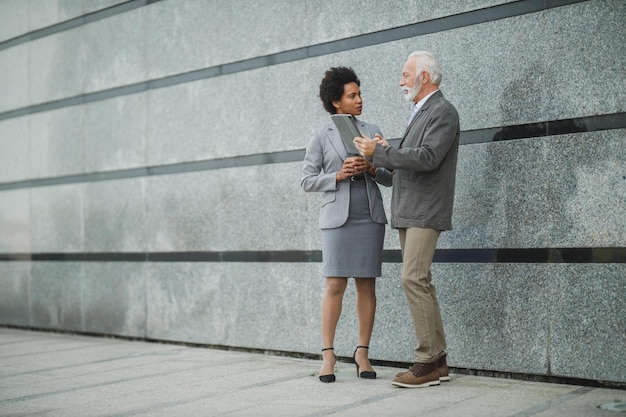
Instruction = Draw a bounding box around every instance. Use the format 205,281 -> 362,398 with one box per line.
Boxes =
350,175 -> 365,181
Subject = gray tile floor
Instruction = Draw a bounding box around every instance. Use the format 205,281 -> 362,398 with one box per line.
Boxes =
1,327 -> 624,416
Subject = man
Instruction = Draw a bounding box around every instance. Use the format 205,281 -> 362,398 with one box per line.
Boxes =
353,51 -> 460,388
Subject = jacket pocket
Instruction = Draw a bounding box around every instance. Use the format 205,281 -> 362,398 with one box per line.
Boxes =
321,191 -> 336,207
399,176 -> 432,194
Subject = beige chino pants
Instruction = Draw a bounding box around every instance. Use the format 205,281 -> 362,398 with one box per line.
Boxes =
398,227 -> 447,363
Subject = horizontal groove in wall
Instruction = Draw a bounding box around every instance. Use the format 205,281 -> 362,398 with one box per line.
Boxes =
0,0 -> 589,122
0,112 -> 623,192
0,0 -> 164,52
0,248 -> 624,264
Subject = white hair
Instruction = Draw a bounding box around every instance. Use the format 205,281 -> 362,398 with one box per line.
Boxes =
408,51 -> 442,85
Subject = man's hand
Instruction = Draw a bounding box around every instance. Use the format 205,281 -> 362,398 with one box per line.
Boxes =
354,133 -> 387,158
373,133 -> 389,147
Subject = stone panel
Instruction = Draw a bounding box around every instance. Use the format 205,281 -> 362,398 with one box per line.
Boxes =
0,46 -> 29,113
83,178 -> 146,252
81,7 -> 145,94
0,189 -> 30,253
28,31 -> 84,106
82,262 -> 147,337
83,93 -> 146,172
144,163 -> 307,251
30,262 -> 83,331
145,262 -> 314,353
0,116 -> 29,183
29,184 -> 83,253
443,130 -> 626,249
0,262 -> 30,326
0,0 -> 28,42
29,106 -> 84,179
143,0 -> 514,80
435,264 -> 551,375
549,264 -> 626,383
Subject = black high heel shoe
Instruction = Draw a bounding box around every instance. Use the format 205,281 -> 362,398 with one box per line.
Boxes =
319,347 -> 336,383
353,346 -> 376,379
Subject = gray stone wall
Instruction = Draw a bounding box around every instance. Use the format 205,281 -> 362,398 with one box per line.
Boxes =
0,0 -> 624,384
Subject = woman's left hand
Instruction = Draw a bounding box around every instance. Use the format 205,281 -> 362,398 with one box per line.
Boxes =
353,157 -> 376,176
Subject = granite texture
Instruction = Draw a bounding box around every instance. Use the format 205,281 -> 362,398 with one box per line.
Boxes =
0,116 -> 29,183
82,262 -> 147,337
144,62 -> 315,165
549,264 -> 626,382
28,31 -> 84,106
436,263 -> 626,382
145,262 -> 314,353
29,106 -> 84,179
145,80 -> 220,167
83,93 -> 146,172
83,178 -> 146,252
28,0 -> 127,33
30,262 -> 83,331
441,130 -> 626,249
0,263 -> 30,326
0,189 -> 30,253
144,164 -> 308,251
29,184 -> 83,253
18,126 -> 610,256
82,7 -> 145,94
143,0 -> 514,80
0,0 -> 29,43
0,46 -> 29,113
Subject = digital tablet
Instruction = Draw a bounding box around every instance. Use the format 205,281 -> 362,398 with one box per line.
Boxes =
331,114 -> 362,155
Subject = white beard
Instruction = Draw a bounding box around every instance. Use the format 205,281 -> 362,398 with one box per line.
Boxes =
402,83 -> 420,102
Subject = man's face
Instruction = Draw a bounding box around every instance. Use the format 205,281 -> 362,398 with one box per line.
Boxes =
400,57 -> 420,102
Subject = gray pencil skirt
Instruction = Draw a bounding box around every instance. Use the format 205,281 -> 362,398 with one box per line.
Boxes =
321,180 -> 385,278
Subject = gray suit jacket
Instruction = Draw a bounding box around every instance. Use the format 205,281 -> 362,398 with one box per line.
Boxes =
301,118 -> 392,230
373,91 -> 460,230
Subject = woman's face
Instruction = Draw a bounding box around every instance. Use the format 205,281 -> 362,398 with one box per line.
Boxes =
332,82 -> 362,115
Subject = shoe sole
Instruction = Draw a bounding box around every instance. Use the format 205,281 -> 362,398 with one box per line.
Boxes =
391,379 -> 441,388
395,370 -> 451,382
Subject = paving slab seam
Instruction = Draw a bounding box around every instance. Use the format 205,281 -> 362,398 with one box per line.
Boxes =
0,339 -> 124,359
506,386 -> 594,417
0,348 -> 190,378
107,373 -> 313,417
302,388 -> 411,417
0,359 -> 253,405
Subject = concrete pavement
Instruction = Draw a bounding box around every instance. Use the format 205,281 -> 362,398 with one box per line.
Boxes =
0,327 -> 624,416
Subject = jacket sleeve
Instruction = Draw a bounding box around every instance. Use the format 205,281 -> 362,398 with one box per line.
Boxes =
301,128 -> 339,193
374,104 -> 459,172
366,124 -> 393,187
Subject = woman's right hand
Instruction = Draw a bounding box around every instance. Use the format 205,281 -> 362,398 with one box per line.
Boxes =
336,157 -> 359,182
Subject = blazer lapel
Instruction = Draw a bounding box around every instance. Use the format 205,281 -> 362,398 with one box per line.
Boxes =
399,91 -> 442,148
327,124 -> 348,160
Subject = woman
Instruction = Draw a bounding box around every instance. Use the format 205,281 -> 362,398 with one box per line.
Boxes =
301,67 -> 391,383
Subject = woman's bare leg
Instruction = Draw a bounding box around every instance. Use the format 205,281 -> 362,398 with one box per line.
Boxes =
320,277 -> 348,375
354,277 -> 376,372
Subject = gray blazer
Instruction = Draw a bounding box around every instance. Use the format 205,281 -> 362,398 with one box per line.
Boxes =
301,118 -> 392,230
373,91 -> 460,230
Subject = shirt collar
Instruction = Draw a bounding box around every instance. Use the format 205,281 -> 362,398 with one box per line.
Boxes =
413,89 -> 439,113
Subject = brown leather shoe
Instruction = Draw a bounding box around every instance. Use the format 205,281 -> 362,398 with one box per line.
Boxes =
438,353 -> 450,382
395,353 -> 450,381
391,360 -> 440,388
395,368 -> 410,378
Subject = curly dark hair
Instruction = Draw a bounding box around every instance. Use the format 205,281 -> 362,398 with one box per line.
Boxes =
319,67 -> 360,114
